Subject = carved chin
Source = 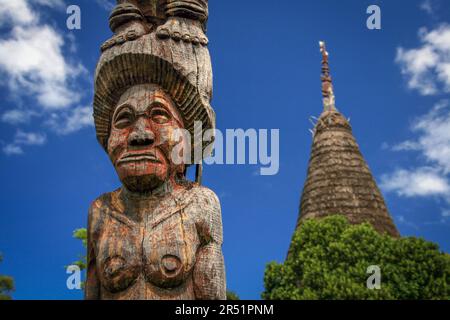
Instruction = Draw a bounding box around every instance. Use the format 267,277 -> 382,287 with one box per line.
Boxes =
121,175 -> 166,193
116,162 -> 169,193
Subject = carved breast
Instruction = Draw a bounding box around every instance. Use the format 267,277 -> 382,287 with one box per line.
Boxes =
144,207 -> 199,288
97,215 -> 141,293
96,205 -> 199,294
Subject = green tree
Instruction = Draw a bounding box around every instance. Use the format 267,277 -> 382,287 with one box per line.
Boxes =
226,290 -> 240,300
0,254 -> 15,300
71,228 -> 87,271
263,215 -> 450,300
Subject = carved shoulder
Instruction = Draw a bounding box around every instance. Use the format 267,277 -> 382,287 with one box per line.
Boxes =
87,191 -> 114,242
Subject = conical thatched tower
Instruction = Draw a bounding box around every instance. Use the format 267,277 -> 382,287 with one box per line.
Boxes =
293,42 -> 399,239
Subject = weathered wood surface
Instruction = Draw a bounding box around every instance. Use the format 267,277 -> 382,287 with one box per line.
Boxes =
87,0 -> 226,300
292,42 -> 399,246
296,109 -> 399,238
86,185 -> 225,300
94,0 -> 213,157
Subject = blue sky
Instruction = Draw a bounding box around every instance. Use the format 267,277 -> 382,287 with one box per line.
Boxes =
0,0 -> 449,300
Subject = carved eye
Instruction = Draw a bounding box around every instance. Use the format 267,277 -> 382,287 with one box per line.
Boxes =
113,106 -> 134,129
150,106 -> 171,125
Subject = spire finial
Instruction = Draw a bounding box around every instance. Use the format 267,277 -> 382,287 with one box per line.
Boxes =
319,41 -> 336,111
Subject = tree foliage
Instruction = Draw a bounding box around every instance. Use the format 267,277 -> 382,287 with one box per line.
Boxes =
71,228 -> 87,271
263,215 -> 450,300
226,290 -> 240,300
0,254 -> 15,300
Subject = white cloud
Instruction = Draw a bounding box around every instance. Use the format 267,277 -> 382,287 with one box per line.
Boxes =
385,18 -> 450,221
396,215 -> 419,230
0,0 -> 87,110
0,0 -> 35,26
46,106 -> 94,135
398,100 -> 450,173
383,101 -> 450,219
420,0 -> 435,15
0,0 -> 65,26
3,130 -> 47,155
94,0 -> 114,11
15,130 -> 47,145
0,25 -> 84,109
0,0 -> 91,155
391,140 -> 421,152
32,0 -> 65,8
396,24 -> 450,95
1,109 -> 36,124
381,167 -> 450,197
3,144 -> 24,155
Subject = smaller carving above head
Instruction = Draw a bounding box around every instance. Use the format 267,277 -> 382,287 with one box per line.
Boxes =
103,1 -> 209,52
156,16 -> 208,46
110,2 -> 146,33
156,0 -> 209,46
102,1 -> 151,52
111,1 -> 209,31
114,0 -> 166,25
165,0 -> 208,23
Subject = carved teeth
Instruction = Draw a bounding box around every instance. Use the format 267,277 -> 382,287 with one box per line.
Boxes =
172,31 -> 181,41
156,28 -> 171,39
182,34 -> 191,42
100,29 -> 145,52
191,36 -> 199,45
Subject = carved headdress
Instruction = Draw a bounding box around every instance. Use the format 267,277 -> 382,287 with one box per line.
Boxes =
93,0 -> 214,159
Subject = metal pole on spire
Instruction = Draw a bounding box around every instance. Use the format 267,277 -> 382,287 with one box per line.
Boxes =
319,41 -> 336,112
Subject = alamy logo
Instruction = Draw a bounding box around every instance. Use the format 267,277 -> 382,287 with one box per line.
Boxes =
67,5 -> 81,30
366,5 -> 381,30
66,265 -> 81,290
170,121 -> 280,176
366,265 -> 381,290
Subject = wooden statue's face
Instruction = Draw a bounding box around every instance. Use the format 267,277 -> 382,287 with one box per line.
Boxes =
107,84 -> 184,193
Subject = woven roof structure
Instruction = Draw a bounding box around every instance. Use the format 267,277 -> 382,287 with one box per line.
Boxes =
292,42 -> 399,239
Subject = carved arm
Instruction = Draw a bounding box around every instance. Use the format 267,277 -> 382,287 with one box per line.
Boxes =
85,204 -> 101,300
192,189 -> 226,300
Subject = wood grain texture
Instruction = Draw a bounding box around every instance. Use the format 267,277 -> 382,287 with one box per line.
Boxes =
290,43 -> 399,253
86,185 -> 225,300
294,109 -> 400,239
94,0 -> 214,159
88,0 -> 225,300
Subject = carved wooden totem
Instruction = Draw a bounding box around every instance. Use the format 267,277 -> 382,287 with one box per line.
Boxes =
86,0 -> 226,300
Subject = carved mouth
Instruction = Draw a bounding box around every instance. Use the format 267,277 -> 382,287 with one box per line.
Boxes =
117,152 -> 161,165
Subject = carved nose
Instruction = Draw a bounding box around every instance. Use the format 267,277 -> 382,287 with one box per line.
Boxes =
128,118 -> 155,147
